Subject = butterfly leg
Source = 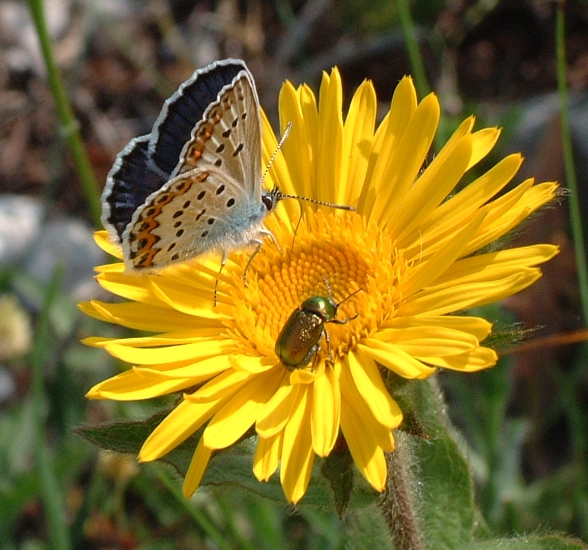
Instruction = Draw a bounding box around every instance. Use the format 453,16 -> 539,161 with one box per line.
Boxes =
214,249 -> 228,307
242,229 -> 279,287
242,239 -> 262,288
262,228 -> 281,253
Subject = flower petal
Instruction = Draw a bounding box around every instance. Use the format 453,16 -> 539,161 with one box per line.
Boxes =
380,315 -> 492,341
86,369 -> 193,400
203,371 -> 282,449
94,230 -> 122,258
253,432 -> 282,481
79,300 -> 216,332
280,384 -> 314,503
279,81 -> 314,200
391,133 -> 473,239
339,357 -> 393,491
400,153 -> 523,257
342,80 -> 377,205
317,68 -> 343,205
311,365 -> 341,456
139,398 -> 222,461
371,93 -> 440,224
468,127 -> 501,169
373,326 -> 479,357
422,346 -> 497,372
400,270 -> 542,316
358,340 -> 435,379
102,339 -> 236,365
257,380 -> 298,438
138,354 -> 232,381
348,349 -> 402,429
183,438 -> 213,498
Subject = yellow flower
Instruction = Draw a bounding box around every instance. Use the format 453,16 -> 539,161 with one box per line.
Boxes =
81,69 -> 558,504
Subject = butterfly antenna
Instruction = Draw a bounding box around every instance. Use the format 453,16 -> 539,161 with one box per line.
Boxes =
279,194 -> 355,211
264,121 -> 355,212
262,122 -> 292,185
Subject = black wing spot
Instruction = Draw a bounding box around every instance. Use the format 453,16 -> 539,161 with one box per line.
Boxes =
176,229 -> 184,237
241,112 -> 247,120
201,230 -> 209,238
171,253 -> 180,261
233,143 -> 244,156
231,118 -> 239,128
138,239 -> 147,249
167,243 -> 176,251
207,218 -> 215,225
214,159 -> 223,167
197,191 -> 206,200
226,197 -> 235,208
216,144 -> 225,153
183,200 -> 191,209
157,194 -> 169,203
222,128 -> 231,138
174,210 -> 184,218
174,221 -> 182,228
175,181 -> 187,191
216,184 -> 225,195
196,209 -> 206,221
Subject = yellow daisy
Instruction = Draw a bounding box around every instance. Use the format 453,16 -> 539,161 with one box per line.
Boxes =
81,69 -> 559,504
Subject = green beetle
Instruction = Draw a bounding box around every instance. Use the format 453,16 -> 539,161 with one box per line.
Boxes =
275,289 -> 360,371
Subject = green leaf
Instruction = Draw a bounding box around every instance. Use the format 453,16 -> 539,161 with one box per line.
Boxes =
457,534 -> 588,549
74,409 -> 199,475
320,445 -> 355,516
75,412 -> 377,510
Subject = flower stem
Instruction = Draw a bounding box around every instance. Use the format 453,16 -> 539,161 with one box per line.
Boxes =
396,0 -> 429,98
27,0 -> 102,228
29,265 -> 72,550
379,431 -> 422,550
556,0 -> 588,324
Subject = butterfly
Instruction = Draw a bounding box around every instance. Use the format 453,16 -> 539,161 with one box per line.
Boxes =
102,58 -> 284,273
102,58 -> 353,292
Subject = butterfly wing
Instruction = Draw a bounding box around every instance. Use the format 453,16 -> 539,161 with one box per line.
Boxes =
122,165 -> 266,270
101,136 -> 168,240
168,66 -> 262,196
148,59 -> 256,180
101,59 -> 262,248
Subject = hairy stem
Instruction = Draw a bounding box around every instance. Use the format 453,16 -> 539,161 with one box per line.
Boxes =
379,431 -> 422,550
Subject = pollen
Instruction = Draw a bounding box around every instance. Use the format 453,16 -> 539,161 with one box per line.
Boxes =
228,210 -> 406,364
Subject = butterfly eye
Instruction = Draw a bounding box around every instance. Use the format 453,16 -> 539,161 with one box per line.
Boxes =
261,193 -> 276,212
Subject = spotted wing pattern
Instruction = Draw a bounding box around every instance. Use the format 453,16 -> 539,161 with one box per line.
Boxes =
101,59 -> 265,270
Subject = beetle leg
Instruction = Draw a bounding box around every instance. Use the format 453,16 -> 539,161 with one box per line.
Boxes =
330,312 -> 358,325
306,344 -> 320,372
324,328 -> 333,363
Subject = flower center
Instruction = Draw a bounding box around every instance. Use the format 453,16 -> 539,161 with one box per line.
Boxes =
227,210 -> 406,365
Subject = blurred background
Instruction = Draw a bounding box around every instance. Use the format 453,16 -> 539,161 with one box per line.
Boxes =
1,0 -> 587,548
